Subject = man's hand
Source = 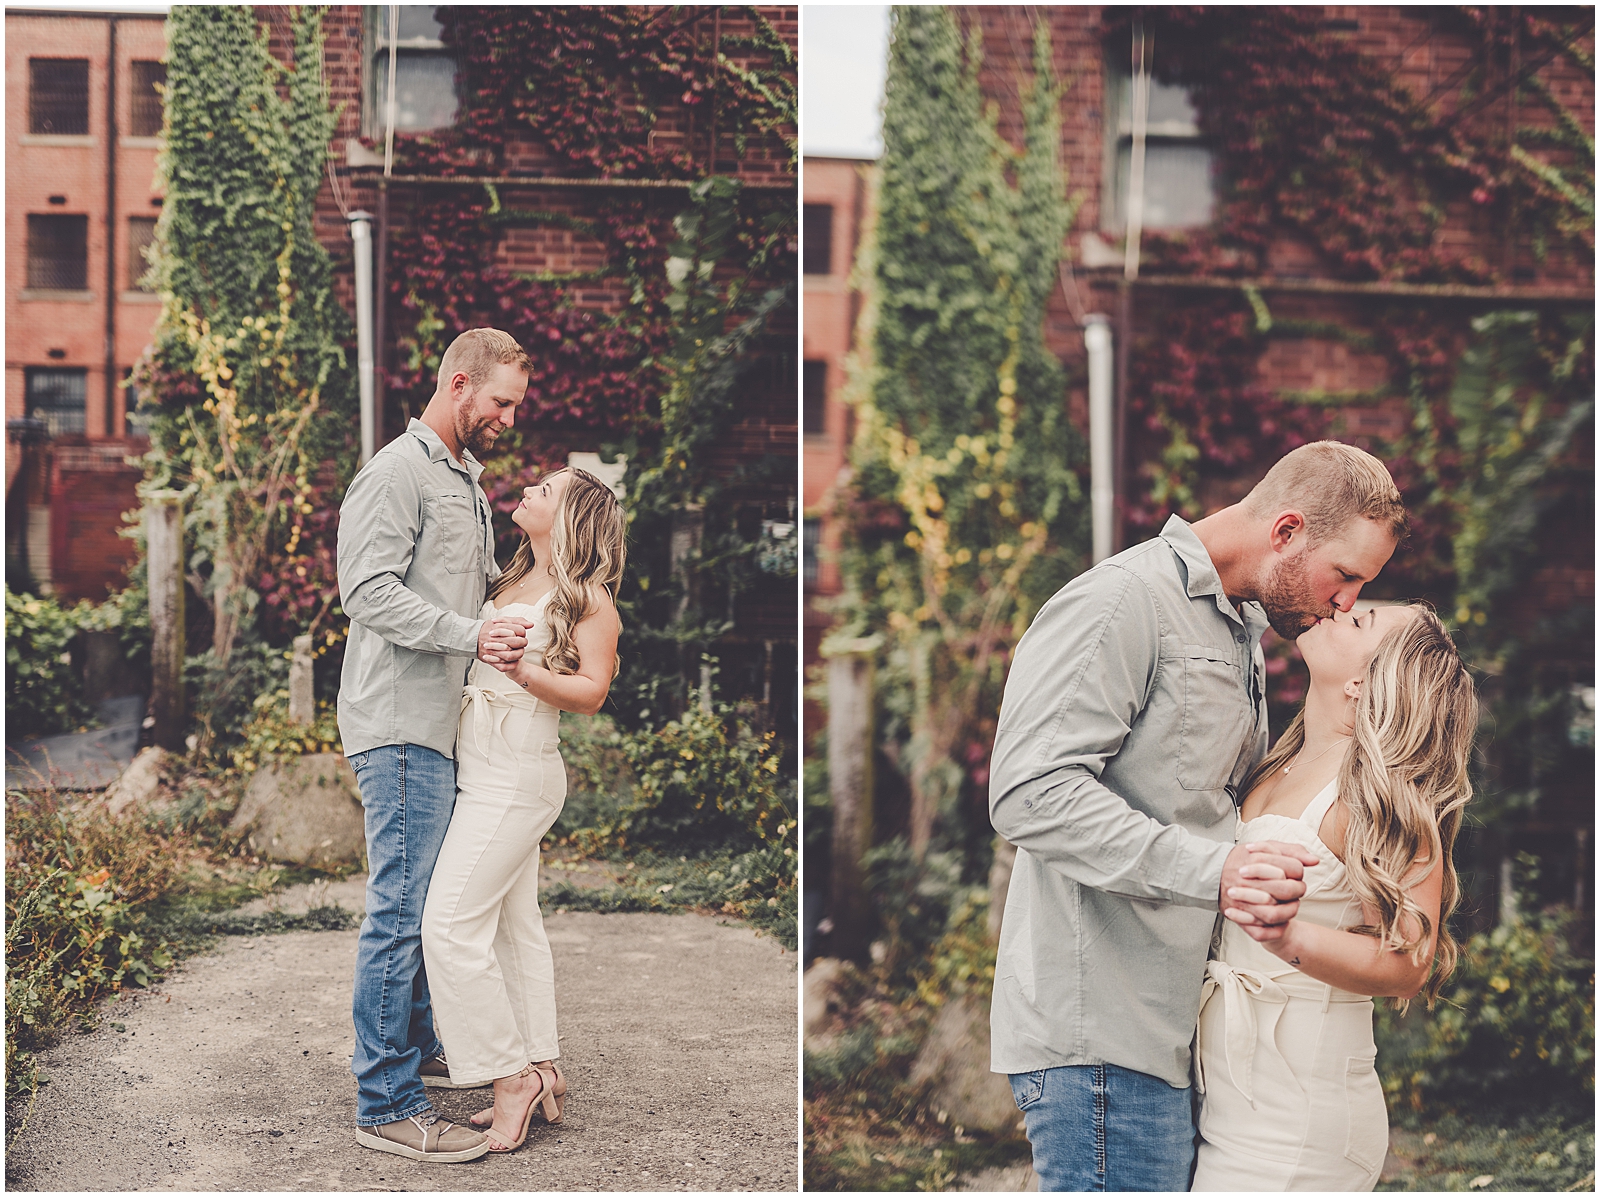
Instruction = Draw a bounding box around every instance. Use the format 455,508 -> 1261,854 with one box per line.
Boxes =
1217,840 -> 1319,942
478,616 -> 532,670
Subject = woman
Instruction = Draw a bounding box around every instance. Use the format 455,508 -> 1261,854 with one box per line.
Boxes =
421,467 -> 626,1154
1192,603 -> 1476,1192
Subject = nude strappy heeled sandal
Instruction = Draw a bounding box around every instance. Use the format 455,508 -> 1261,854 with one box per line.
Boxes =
473,1059 -> 565,1129
479,1062 -> 557,1154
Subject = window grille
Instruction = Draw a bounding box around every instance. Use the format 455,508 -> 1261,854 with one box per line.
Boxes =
128,216 -> 158,290
803,360 -> 828,436
27,214 -> 89,290
803,205 -> 834,275
364,7 -> 458,136
26,368 -> 87,437
29,58 -> 90,135
1101,59 -> 1216,233
130,61 -> 166,137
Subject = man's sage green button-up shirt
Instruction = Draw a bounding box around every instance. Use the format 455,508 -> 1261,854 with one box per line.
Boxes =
336,419 -> 499,759
989,516 -> 1270,1089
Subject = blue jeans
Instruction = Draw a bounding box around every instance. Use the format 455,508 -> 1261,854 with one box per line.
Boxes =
349,743 -> 456,1126
1010,1064 -> 1195,1192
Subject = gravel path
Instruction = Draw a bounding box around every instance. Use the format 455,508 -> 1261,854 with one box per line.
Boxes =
5,899 -> 798,1192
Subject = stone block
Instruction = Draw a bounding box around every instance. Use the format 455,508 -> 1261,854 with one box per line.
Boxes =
228,752 -> 366,868
908,992 -> 1024,1137
104,745 -> 167,817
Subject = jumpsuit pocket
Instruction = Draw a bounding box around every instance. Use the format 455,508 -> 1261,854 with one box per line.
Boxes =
1341,1054 -> 1388,1175
1177,646 -> 1251,792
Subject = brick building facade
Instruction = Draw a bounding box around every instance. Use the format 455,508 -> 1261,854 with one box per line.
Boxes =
8,7 -> 799,729
5,8 -> 167,600
803,7 -> 1593,915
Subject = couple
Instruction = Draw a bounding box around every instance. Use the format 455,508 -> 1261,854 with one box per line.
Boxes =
335,328 -> 626,1162
990,442 -> 1476,1192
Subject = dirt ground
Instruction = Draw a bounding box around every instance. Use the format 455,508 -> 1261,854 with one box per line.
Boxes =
5,895 -> 799,1193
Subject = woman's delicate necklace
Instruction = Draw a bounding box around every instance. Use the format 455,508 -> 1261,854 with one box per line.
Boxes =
1282,735 -> 1350,774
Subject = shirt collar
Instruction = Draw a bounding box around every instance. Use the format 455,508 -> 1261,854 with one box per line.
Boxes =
1159,514 -> 1265,633
406,418 -> 485,483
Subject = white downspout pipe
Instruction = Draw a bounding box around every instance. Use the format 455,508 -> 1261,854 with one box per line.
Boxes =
348,211 -> 376,465
1085,314 -> 1114,563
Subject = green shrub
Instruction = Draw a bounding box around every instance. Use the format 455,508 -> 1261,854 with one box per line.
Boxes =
861,839 -> 966,992
5,588 -> 100,738
4,586 -> 151,741
593,695 -> 794,854
230,688 -> 342,774
5,790 -> 188,1101
1380,910 -> 1594,1117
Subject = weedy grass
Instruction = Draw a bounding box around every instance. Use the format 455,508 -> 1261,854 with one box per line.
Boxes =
1379,1110 -> 1594,1192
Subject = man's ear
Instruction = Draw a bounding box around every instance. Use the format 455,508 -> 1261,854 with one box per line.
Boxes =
1270,510 -> 1305,553
448,370 -> 472,400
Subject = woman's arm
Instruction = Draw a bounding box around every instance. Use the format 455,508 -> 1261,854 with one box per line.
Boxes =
1224,855 -> 1443,999
503,597 -> 620,716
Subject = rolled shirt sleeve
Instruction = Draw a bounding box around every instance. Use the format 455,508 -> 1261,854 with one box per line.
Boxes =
337,452 -> 482,658
990,565 -> 1232,910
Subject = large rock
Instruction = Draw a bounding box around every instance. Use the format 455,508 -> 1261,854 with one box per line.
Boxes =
228,753 -> 366,867
104,746 -> 168,817
908,991 -> 1024,1136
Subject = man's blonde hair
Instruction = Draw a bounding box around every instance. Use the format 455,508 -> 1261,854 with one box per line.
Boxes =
437,328 -> 530,392
1243,440 -> 1408,545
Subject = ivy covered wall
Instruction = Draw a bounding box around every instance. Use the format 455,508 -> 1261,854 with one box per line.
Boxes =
261,5 -> 799,736
825,6 -> 1591,927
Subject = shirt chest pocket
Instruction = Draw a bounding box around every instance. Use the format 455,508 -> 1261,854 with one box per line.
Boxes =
1176,644 -> 1252,792
421,487 -> 483,575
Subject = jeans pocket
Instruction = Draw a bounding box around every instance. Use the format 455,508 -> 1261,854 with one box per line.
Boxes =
348,750 -> 370,771
1009,1069 -> 1046,1112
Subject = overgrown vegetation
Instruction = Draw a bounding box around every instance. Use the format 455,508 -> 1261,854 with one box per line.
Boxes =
832,7 -> 1087,865
133,4 -> 357,752
4,587 -> 149,739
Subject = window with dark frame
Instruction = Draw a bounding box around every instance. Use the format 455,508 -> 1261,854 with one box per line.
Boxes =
128,216 -> 158,290
1101,56 -> 1215,234
803,360 -> 828,437
364,6 -> 459,136
27,214 -> 89,290
803,204 -> 834,275
130,60 -> 166,138
803,519 -> 820,591
26,368 -> 88,437
29,58 -> 90,135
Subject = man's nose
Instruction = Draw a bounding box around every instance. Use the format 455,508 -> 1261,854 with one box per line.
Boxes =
1331,587 -> 1359,613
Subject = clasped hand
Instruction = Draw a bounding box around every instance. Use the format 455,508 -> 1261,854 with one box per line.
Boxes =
1218,840 -> 1319,944
478,616 -> 533,671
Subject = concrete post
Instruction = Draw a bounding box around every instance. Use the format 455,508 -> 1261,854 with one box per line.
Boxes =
825,636 -> 879,963
145,490 -> 185,751
289,634 -> 315,724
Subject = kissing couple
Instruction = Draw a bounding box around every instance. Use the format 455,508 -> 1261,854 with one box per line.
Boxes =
336,328 -> 627,1162
991,442 -> 1476,1191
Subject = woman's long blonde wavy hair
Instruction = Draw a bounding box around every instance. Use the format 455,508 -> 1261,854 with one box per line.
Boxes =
487,467 -> 626,677
1238,604 -> 1477,1007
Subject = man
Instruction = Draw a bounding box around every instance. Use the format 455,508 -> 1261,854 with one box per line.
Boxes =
337,328 -> 535,1162
989,441 -> 1407,1192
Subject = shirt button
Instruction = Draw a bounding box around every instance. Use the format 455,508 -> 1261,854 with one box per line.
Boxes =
1235,634 -> 1246,643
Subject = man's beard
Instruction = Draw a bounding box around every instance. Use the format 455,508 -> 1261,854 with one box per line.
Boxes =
455,404 -> 502,457
1259,550 -> 1326,639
